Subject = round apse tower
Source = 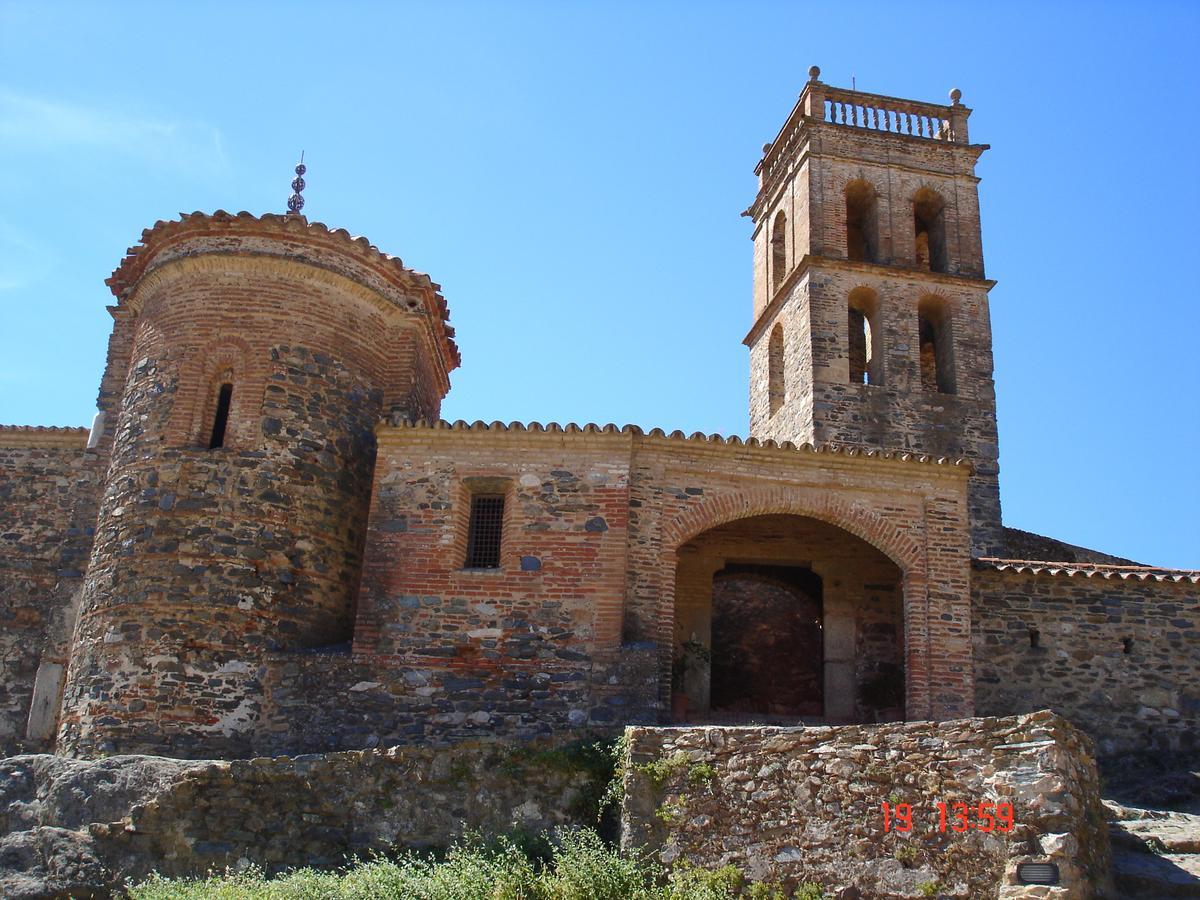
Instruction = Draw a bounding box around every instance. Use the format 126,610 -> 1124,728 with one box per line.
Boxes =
57,211 -> 459,758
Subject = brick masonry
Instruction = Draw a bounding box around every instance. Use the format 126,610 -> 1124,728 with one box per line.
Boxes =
357,422 -> 975,738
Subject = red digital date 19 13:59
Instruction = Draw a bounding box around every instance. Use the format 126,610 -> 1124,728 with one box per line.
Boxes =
881,801 -> 1015,834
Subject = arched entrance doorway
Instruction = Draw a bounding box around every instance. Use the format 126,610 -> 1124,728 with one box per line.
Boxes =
672,514 -> 904,724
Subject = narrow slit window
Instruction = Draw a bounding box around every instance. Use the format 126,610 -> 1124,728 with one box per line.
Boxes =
848,307 -> 872,384
918,315 -> 940,392
208,383 -> 233,449
465,494 -> 505,568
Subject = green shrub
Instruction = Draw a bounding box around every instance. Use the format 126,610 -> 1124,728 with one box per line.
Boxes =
654,799 -> 686,824
744,882 -> 788,899
665,861 -> 742,899
127,829 -> 794,900
536,829 -> 660,900
128,866 -> 345,899
635,751 -> 690,789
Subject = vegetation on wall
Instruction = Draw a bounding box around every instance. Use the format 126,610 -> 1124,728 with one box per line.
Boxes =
127,828 -> 825,900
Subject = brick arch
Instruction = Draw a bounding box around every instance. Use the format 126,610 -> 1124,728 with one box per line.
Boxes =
838,172 -> 886,195
170,335 -> 260,447
657,485 -> 933,719
846,281 -> 881,300
662,485 -> 923,575
914,287 -> 957,314
909,182 -> 948,204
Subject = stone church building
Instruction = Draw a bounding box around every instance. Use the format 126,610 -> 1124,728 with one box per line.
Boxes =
1,70 -> 1196,764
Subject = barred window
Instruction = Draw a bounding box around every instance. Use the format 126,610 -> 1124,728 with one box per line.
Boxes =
465,494 -> 505,568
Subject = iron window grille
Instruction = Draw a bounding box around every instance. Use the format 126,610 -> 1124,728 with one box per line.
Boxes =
465,494 -> 505,568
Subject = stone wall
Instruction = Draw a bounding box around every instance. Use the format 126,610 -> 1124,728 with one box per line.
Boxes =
621,710 -> 1111,899
0,428 -> 98,754
250,644 -> 658,756
0,738 -> 606,898
973,564 -> 1200,757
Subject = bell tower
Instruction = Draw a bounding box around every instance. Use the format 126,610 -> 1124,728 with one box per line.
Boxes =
745,66 -> 1001,556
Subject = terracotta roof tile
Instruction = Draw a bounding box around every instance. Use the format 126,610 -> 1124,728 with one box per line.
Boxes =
106,211 -> 460,369
0,425 -> 89,433
975,558 -> 1200,584
390,419 -> 970,468
0,425 -> 90,449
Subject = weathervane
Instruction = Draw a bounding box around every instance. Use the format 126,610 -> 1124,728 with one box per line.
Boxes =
287,151 -> 306,214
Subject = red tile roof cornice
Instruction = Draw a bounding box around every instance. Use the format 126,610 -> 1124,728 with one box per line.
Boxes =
106,210 -> 460,370
385,418 -> 971,468
975,558 -> 1200,584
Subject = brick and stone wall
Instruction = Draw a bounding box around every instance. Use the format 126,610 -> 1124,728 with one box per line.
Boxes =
745,78 -> 1002,557
121,418 -> 966,758
973,563 -> 1200,757
621,710 -> 1111,899
358,422 -> 974,740
58,345 -> 383,758
0,428 -> 99,754
58,214 -> 460,759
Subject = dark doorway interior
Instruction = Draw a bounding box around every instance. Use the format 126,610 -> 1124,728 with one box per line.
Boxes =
710,563 -> 823,718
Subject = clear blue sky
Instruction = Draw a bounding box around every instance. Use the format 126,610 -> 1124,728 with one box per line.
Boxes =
1,1 -> 1196,568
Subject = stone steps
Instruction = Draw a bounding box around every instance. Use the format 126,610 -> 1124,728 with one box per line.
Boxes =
1108,803 -> 1200,897
1110,851 -> 1200,897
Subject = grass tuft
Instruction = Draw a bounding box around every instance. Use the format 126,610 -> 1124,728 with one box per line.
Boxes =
126,827 -> 819,899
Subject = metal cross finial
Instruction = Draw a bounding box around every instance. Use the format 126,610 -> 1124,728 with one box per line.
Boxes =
287,151 -> 306,215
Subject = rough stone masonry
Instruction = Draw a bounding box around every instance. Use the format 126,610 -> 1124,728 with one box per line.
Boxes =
622,711 -> 1111,899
